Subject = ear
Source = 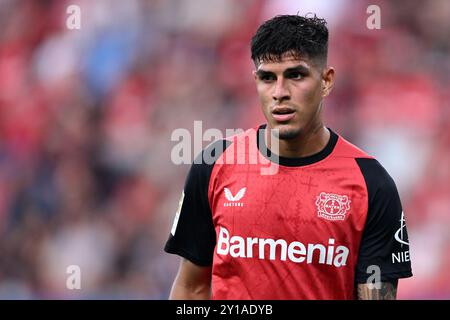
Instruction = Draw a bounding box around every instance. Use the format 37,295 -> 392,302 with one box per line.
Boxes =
321,67 -> 335,97
253,70 -> 258,81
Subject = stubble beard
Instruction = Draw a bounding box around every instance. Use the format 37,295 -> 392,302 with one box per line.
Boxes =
273,126 -> 303,140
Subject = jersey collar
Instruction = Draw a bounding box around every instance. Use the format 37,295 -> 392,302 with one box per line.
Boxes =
256,124 -> 338,167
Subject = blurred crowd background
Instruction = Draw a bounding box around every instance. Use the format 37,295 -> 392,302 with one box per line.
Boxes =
0,0 -> 449,299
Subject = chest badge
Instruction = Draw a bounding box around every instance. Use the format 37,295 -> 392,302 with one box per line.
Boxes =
315,192 -> 351,221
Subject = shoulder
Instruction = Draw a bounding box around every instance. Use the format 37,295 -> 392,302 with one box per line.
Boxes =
332,131 -> 373,160
197,127 -> 257,162
197,139 -> 232,165
355,157 -> 398,198
330,130 -> 397,194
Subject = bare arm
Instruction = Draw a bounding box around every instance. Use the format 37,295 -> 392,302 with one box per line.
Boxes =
169,258 -> 212,300
356,280 -> 398,300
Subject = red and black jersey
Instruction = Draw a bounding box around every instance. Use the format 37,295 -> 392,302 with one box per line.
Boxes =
165,125 -> 412,299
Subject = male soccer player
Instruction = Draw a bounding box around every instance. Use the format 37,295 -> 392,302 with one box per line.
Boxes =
164,14 -> 412,299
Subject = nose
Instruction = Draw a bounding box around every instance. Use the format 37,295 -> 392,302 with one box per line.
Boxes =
272,78 -> 290,102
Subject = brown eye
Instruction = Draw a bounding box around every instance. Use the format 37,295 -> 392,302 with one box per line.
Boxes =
260,74 -> 276,82
288,71 -> 303,80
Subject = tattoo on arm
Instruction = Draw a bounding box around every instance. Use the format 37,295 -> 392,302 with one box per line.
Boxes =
357,280 -> 398,300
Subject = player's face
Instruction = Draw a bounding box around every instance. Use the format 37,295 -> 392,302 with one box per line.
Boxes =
254,54 -> 334,140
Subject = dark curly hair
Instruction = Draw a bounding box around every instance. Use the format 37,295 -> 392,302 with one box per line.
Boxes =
251,14 -> 328,67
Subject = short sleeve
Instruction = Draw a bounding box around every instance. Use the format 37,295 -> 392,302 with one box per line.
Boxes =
355,158 -> 413,283
164,140 -> 230,266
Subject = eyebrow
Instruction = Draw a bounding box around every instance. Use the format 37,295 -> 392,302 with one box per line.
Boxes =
255,69 -> 274,78
284,65 -> 310,74
256,64 -> 310,78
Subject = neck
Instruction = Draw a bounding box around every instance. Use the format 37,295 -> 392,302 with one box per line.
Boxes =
266,123 -> 330,158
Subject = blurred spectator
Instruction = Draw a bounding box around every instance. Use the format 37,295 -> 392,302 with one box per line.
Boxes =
0,0 -> 449,299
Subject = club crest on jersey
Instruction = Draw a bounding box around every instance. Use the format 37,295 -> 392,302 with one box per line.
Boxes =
315,192 -> 351,221
224,187 -> 246,207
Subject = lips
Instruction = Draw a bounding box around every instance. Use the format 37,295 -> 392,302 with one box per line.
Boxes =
271,107 -> 296,122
